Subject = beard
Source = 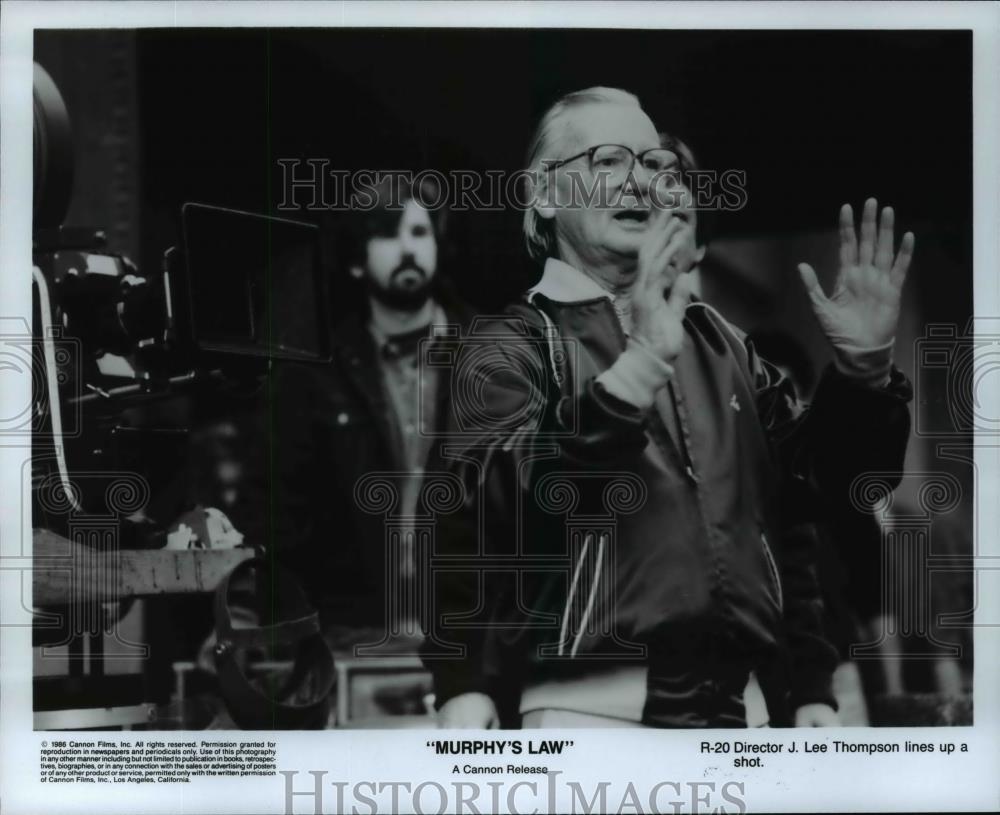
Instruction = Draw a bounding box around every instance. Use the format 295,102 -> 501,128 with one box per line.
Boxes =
366,262 -> 435,311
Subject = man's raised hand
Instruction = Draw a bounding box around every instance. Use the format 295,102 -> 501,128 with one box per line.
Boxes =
798,198 -> 914,356
630,211 -> 694,363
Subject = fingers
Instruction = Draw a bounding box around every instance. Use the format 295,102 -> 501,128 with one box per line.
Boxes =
652,224 -> 692,295
665,270 -> 693,319
874,205 -> 895,271
858,197 -> 877,267
656,212 -> 684,248
890,231 -> 915,289
838,203 -> 857,270
843,198 -> 906,276
797,262 -> 825,301
648,201 -> 672,229
639,216 -> 683,291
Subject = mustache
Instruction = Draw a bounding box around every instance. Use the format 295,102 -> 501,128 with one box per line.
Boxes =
390,260 -> 429,280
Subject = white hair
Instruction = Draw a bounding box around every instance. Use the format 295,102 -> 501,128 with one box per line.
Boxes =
522,87 -> 642,261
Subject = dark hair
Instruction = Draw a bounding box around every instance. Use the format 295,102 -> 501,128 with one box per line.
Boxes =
336,173 -> 449,270
322,173 -> 459,322
660,132 -> 715,249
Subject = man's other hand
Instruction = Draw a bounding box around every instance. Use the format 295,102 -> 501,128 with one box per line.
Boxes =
794,703 -> 840,727
437,692 -> 499,729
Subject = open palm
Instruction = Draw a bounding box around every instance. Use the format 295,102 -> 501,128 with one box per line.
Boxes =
799,198 -> 914,352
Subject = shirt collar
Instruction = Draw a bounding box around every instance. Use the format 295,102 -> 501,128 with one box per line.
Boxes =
527,258 -> 615,304
369,302 -> 448,359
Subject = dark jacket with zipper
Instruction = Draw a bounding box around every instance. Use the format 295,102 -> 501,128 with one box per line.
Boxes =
423,291 -> 912,726
268,300 -> 472,629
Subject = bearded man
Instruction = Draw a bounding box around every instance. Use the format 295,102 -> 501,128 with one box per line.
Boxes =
272,174 -> 471,641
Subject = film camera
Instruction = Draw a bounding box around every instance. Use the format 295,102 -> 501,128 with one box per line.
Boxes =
30,62 -> 335,729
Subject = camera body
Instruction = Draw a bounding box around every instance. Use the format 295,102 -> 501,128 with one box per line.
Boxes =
27,60 -> 343,731
33,227 -> 176,386
29,62 -> 333,545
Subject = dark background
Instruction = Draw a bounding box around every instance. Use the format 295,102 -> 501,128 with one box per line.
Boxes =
37,28 -> 972,318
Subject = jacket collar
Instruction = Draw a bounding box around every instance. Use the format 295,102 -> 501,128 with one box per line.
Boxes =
527,258 -> 614,305
368,302 -> 449,358
527,258 -> 706,313
332,299 -> 470,452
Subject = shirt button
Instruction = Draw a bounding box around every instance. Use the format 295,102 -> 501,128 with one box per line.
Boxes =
337,412 -> 349,425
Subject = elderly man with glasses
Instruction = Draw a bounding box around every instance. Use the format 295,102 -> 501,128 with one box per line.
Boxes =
423,87 -> 914,729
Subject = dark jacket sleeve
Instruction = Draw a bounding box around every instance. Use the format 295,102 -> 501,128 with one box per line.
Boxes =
741,331 -> 912,719
774,523 -> 841,715
506,303 -> 652,468
746,335 -> 913,516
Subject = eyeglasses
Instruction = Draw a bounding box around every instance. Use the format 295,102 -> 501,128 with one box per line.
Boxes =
547,144 -> 681,182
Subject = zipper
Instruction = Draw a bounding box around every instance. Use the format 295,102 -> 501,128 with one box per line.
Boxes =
667,380 -> 700,485
759,532 -> 784,612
